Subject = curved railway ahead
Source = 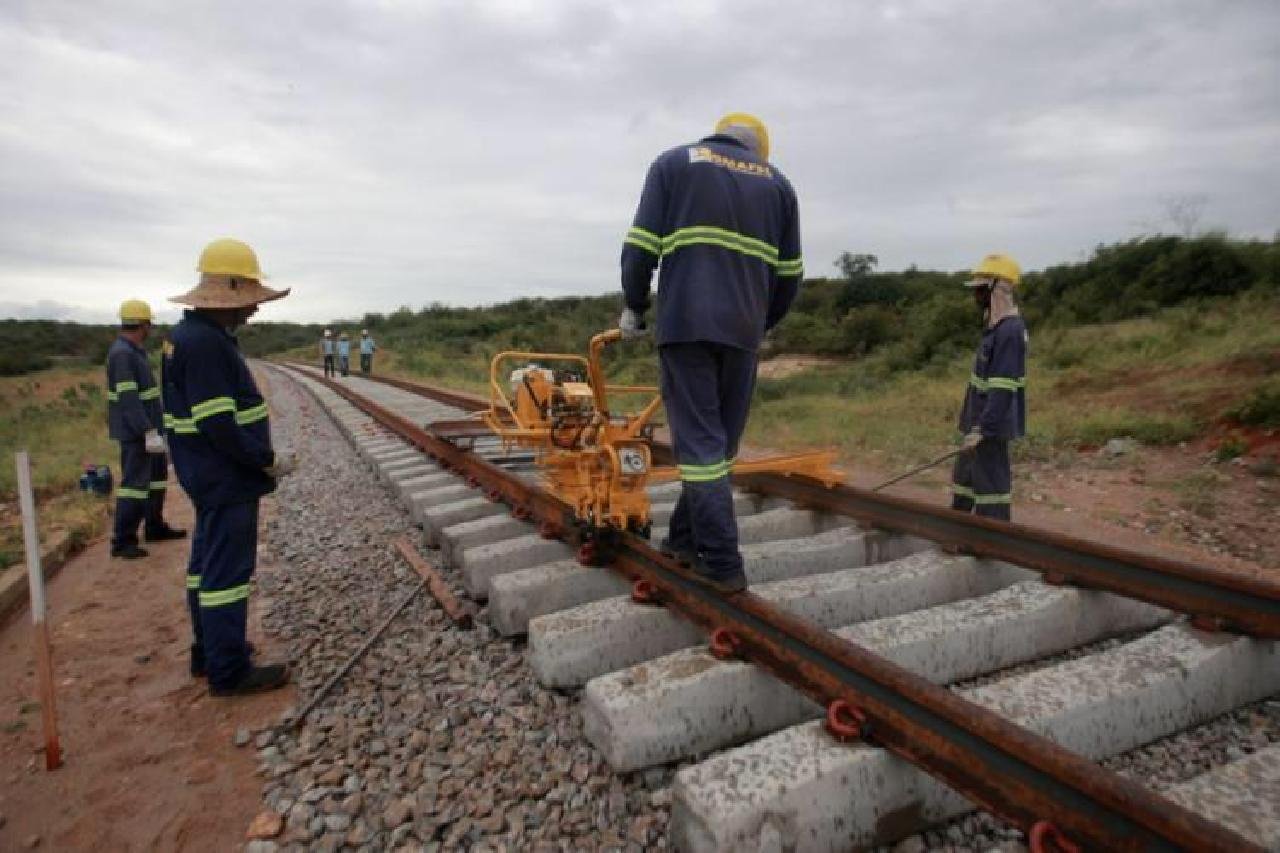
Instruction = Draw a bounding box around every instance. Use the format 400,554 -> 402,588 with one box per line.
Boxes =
264,361 -> 1280,852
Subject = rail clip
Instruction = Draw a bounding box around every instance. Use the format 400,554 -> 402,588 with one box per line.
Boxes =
825,699 -> 870,743
631,579 -> 660,605
537,521 -> 561,540
511,506 -> 531,521
484,488 -> 502,503
709,627 -> 743,660
1029,820 -> 1080,853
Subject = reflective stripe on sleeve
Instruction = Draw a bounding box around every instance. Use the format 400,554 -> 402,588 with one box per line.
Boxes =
234,402 -> 269,426
190,396 -> 237,422
969,374 -> 1026,392
117,487 -> 149,500
186,575 -> 201,590
114,380 -> 139,393
624,226 -> 662,256
777,257 -> 804,277
149,481 -> 167,491
164,413 -> 198,435
138,387 -> 161,401
198,584 -> 251,608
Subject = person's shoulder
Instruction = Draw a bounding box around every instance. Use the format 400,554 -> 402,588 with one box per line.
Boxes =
994,315 -> 1028,342
107,337 -> 129,358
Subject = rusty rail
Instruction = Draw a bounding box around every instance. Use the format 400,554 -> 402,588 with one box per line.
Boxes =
300,361 -> 1280,638
277,363 -> 1263,852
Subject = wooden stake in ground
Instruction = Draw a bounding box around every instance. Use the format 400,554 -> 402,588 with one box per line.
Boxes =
15,450 -> 63,770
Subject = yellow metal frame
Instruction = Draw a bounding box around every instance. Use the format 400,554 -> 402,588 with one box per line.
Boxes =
482,329 -> 844,533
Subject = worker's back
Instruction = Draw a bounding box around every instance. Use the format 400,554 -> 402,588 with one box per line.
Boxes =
622,135 -> 801,351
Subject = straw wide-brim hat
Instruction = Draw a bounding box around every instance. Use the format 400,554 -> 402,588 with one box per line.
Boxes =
170,273 -> 291,309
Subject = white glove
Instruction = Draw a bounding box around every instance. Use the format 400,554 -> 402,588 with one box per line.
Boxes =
961,431 -> 983,453
620,308 -> 647,339
266,451 -> 297,479
144,429 -> 167,455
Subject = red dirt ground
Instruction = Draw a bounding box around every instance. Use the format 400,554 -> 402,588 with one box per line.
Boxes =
0,487 -> 293,852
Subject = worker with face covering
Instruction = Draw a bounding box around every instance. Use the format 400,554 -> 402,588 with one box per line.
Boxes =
619,113 -> 803,592
951,253 -> 1028,521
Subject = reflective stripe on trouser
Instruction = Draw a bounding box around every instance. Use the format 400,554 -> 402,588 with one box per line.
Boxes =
950,438 -> 1012,521
660,342 -> 758,578
186,500 -> 259,689
112,439 -> 150,549
145,452 -> 169,535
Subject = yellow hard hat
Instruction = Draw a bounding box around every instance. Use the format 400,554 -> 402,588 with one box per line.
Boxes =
197,237 -> 264,280
715,112 -> 770,161
119,299 -> 153,323
968,253 -> 1021,287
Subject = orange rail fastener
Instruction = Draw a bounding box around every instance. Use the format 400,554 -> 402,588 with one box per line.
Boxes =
709,627 -> 742,660
825,699 -> 869,743
1029,820 -> 1080,853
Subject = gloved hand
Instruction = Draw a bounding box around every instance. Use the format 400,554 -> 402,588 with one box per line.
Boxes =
144,429 -> 167,455
619,308 -> 647,339
266,451 -> 297,479
961,430 -> 983,453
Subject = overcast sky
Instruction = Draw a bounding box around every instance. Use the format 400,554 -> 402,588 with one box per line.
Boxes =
1,0 -> 1277,324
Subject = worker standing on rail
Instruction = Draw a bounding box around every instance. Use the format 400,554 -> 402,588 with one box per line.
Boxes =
163,237 -> 294,695
337,332 -> 351,377
951,253 -> 1028,521
359,329 -> 376,375
107,299 -> 187,558
320,329 -> 336,377
619,113 -> 802,593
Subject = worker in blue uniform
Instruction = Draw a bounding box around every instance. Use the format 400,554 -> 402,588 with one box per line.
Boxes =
321,330 -> 336,377
359,329 -> 376,375
164,237 -> 294,695
107,299 -> 186,558
951,253 -> 1028,521
337,332 -> 351,377
619,113 -> 802,593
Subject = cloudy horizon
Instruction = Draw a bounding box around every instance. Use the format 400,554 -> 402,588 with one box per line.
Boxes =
1,0 -> 1277,324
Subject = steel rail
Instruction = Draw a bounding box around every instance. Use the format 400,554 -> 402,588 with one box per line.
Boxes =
279,363 -> 1263,852
297,362 -> 1280,638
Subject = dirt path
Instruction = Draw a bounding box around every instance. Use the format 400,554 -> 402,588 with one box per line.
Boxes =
0,486 -> 292,851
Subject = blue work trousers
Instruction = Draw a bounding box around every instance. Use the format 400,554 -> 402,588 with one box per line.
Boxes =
112,441 -> 169,548
950,438 -> 1012,521
660,342 -> 758,579
186,500 -> 259,689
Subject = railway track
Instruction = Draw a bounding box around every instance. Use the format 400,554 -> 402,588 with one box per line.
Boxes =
265,361 -> 1280,852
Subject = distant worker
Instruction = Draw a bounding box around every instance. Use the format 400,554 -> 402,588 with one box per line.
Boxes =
107,299 -> 187,558
951,253 -> 1028,521
359,329 -> 376,375
163,237 -> 294,695
619,113 -> 802,593
337,332 -> 351,377
321,329 -> 335,377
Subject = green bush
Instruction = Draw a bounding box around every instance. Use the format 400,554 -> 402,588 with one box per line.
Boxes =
1227,378 -> 1280,427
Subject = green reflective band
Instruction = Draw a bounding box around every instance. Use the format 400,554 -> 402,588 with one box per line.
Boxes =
624,226 -> 662,256
164,413 -> 198,435
149,481 -> 167,491
663,226 -> 780,266
777,257 -> 804,277
190,396 -> 236,422
198,584 -> 250,608
234,403 -> 269,426
970,374 -> 1026,392
139,387 -> 161,401
951,484 -> 1012,504
117,487 -> 149,500
186,575 -> 201,590
114,380 -> 139,393
679,459 -> 732,482
107,391 -> 118,402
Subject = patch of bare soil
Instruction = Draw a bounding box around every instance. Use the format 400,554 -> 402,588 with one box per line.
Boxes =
756,354 -> 843,380
0,486 -> 292,852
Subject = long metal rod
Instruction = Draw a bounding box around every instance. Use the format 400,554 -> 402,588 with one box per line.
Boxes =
317,362 -> 1280,638
281,365 -> 1262,852
872,448 -> 961,491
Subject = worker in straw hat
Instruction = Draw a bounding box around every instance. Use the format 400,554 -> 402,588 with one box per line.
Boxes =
162,237 -> 295,696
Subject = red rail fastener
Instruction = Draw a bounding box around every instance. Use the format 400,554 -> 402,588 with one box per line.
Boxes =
825,699 -> 869,743
537,521 -> 560,540
1192,614 -> 1227,632
577,541 -> 598,566
485,488 -> 502,503
1029,820 -> 1080,853
631,579 -> 660,605
467,475 -> 480,488
709,627 -> 742,660
1043,572 -> 1069,586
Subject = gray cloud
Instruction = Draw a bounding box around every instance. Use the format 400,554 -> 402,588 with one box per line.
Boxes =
1,0 -> 1277,323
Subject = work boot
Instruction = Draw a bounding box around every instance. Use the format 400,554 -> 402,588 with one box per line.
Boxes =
111,543 -> 149,560
210,663 -> 289,697
191,641 -> 255,678
658,538 -> 698,567
688,568 -> 749,595
145,525 -> 188,542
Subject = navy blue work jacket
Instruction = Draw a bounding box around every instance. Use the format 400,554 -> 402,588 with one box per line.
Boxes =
620,135 -> 802,352
106,336 -> 162,442
162,310 -> 276,507
958,316 -> 1028,440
